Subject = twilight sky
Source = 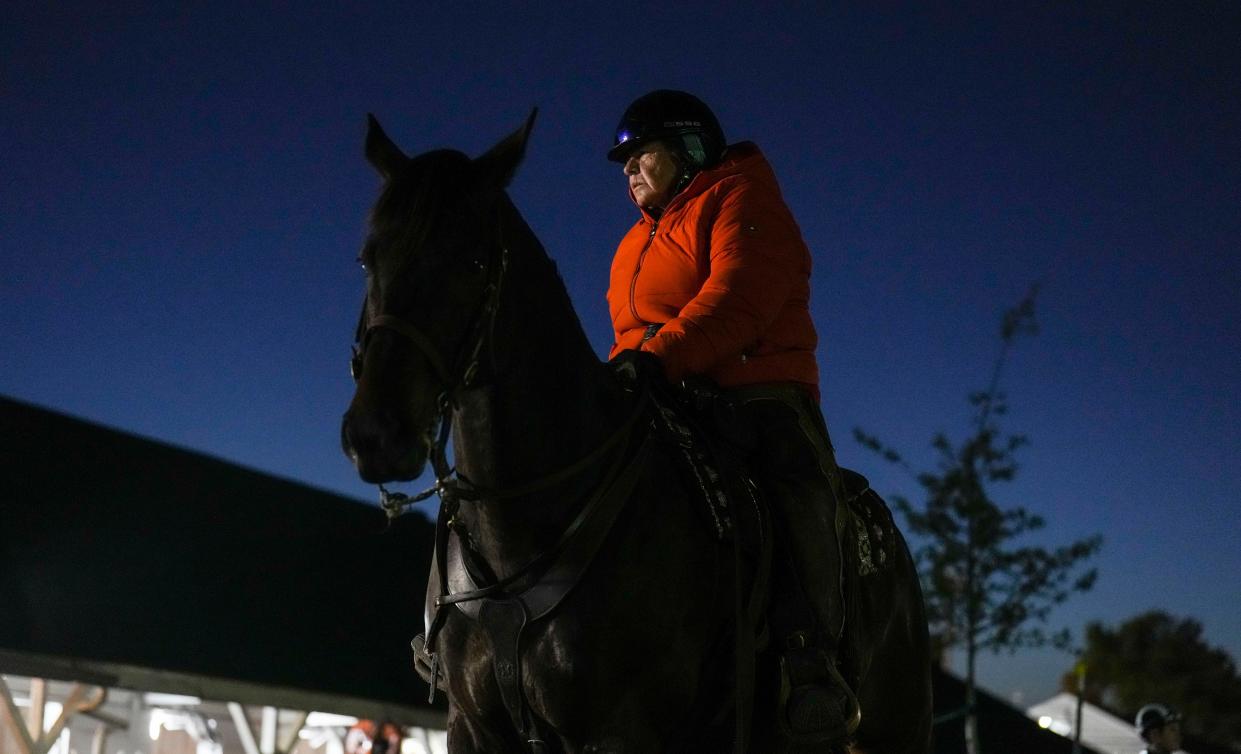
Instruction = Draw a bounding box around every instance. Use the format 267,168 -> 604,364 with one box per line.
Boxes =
3,2 -> 1238,708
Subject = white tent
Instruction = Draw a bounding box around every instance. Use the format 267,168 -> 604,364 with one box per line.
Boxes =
1026,692 -> 1167,754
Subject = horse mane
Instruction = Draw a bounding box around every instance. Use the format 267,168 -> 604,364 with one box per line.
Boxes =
494,195 -> 591,341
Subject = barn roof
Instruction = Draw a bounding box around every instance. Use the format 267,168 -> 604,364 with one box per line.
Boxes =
0,396 -> 441,725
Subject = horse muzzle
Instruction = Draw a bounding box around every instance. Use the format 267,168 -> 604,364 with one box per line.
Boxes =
340,406 -> 431,483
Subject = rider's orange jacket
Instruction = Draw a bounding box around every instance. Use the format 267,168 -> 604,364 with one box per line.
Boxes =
607,142 -> 819,397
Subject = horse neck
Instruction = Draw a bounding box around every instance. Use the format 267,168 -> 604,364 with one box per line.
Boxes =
451,199 -> 626,568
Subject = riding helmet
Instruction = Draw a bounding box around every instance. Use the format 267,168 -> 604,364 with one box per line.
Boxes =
607,89 -> 726,168
1135,703 -> 1181,735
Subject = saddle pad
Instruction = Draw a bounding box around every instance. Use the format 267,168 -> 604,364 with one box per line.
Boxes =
839,468 -> 900,578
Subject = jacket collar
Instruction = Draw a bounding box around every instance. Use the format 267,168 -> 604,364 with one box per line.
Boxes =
630,141 -> 769,223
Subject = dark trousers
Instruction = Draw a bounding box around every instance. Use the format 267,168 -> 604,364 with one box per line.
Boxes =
720,383 -> 846,644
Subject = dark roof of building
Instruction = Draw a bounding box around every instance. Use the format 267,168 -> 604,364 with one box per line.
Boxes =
0,396 -> 440,723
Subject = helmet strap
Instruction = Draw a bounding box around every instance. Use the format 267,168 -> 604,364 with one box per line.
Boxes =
664,168 -> 697,209
664,142 -> 703,203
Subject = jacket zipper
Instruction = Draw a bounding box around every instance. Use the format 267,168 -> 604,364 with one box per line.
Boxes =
628,220 -> 659,326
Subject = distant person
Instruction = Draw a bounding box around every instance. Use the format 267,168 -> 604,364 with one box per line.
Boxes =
345,720 -> 403,754
604,88 -> 858,743
1136,703 -> 1183,754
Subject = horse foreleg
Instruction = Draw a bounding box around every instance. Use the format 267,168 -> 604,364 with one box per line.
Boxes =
445,706 -> 518,754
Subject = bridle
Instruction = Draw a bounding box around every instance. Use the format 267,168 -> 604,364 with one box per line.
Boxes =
348,200 -> 646,517
349,200 -> 510,515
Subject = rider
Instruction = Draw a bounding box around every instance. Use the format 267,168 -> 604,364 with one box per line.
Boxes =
605,89 -> 859,743
1135,703 -> 1183,754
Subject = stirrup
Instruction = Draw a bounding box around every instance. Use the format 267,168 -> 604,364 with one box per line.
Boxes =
775,641 -> 861,745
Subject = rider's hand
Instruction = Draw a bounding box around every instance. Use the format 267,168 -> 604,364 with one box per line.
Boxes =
609,349 -> 665,390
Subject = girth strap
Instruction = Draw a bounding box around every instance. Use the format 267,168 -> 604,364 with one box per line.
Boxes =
478,599 -> 547,752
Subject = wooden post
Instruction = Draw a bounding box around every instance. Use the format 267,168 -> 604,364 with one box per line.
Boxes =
37,683 -> 94,754
260,706 -> 277,754
0,676 -> 37,754
228,702 -> 262,754
27,679 -> 45,741
91,724 -> 109,754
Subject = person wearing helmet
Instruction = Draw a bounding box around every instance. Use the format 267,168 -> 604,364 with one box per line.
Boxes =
1136,703 -> 1183,754
606,89 -> 859,744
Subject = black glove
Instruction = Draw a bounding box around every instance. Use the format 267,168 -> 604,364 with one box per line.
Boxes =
609,349 -> 666,390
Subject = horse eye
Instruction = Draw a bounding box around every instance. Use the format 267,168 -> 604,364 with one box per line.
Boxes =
358,240 -> 379,270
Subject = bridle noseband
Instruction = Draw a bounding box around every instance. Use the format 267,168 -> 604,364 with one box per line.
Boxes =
354,313 -> 454,388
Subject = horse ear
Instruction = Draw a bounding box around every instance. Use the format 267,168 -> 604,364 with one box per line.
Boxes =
474,108 -> 538,190
365,114 -> 409,180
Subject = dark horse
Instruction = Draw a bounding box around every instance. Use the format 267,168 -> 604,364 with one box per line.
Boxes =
341,113 -> 931,753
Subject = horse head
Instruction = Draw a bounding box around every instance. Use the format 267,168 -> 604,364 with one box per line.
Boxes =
341,111 -> 537,483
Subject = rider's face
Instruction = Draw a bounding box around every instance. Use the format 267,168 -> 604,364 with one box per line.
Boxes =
623,140 -> 681,212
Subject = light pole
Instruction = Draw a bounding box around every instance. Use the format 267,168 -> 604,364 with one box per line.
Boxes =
1072,656 -> 1086,754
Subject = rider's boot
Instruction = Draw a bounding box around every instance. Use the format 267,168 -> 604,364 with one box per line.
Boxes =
776,484 -> 861,744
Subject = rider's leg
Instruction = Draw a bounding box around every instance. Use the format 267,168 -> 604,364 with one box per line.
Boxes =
724,384 -> 858,740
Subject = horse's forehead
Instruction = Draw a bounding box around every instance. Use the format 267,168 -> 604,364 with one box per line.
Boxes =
400,151 -> 472,196
411,148 -> 472,177
370,149 -> 474,231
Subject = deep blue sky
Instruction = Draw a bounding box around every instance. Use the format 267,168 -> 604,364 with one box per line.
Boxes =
4,2 -> 1238,707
